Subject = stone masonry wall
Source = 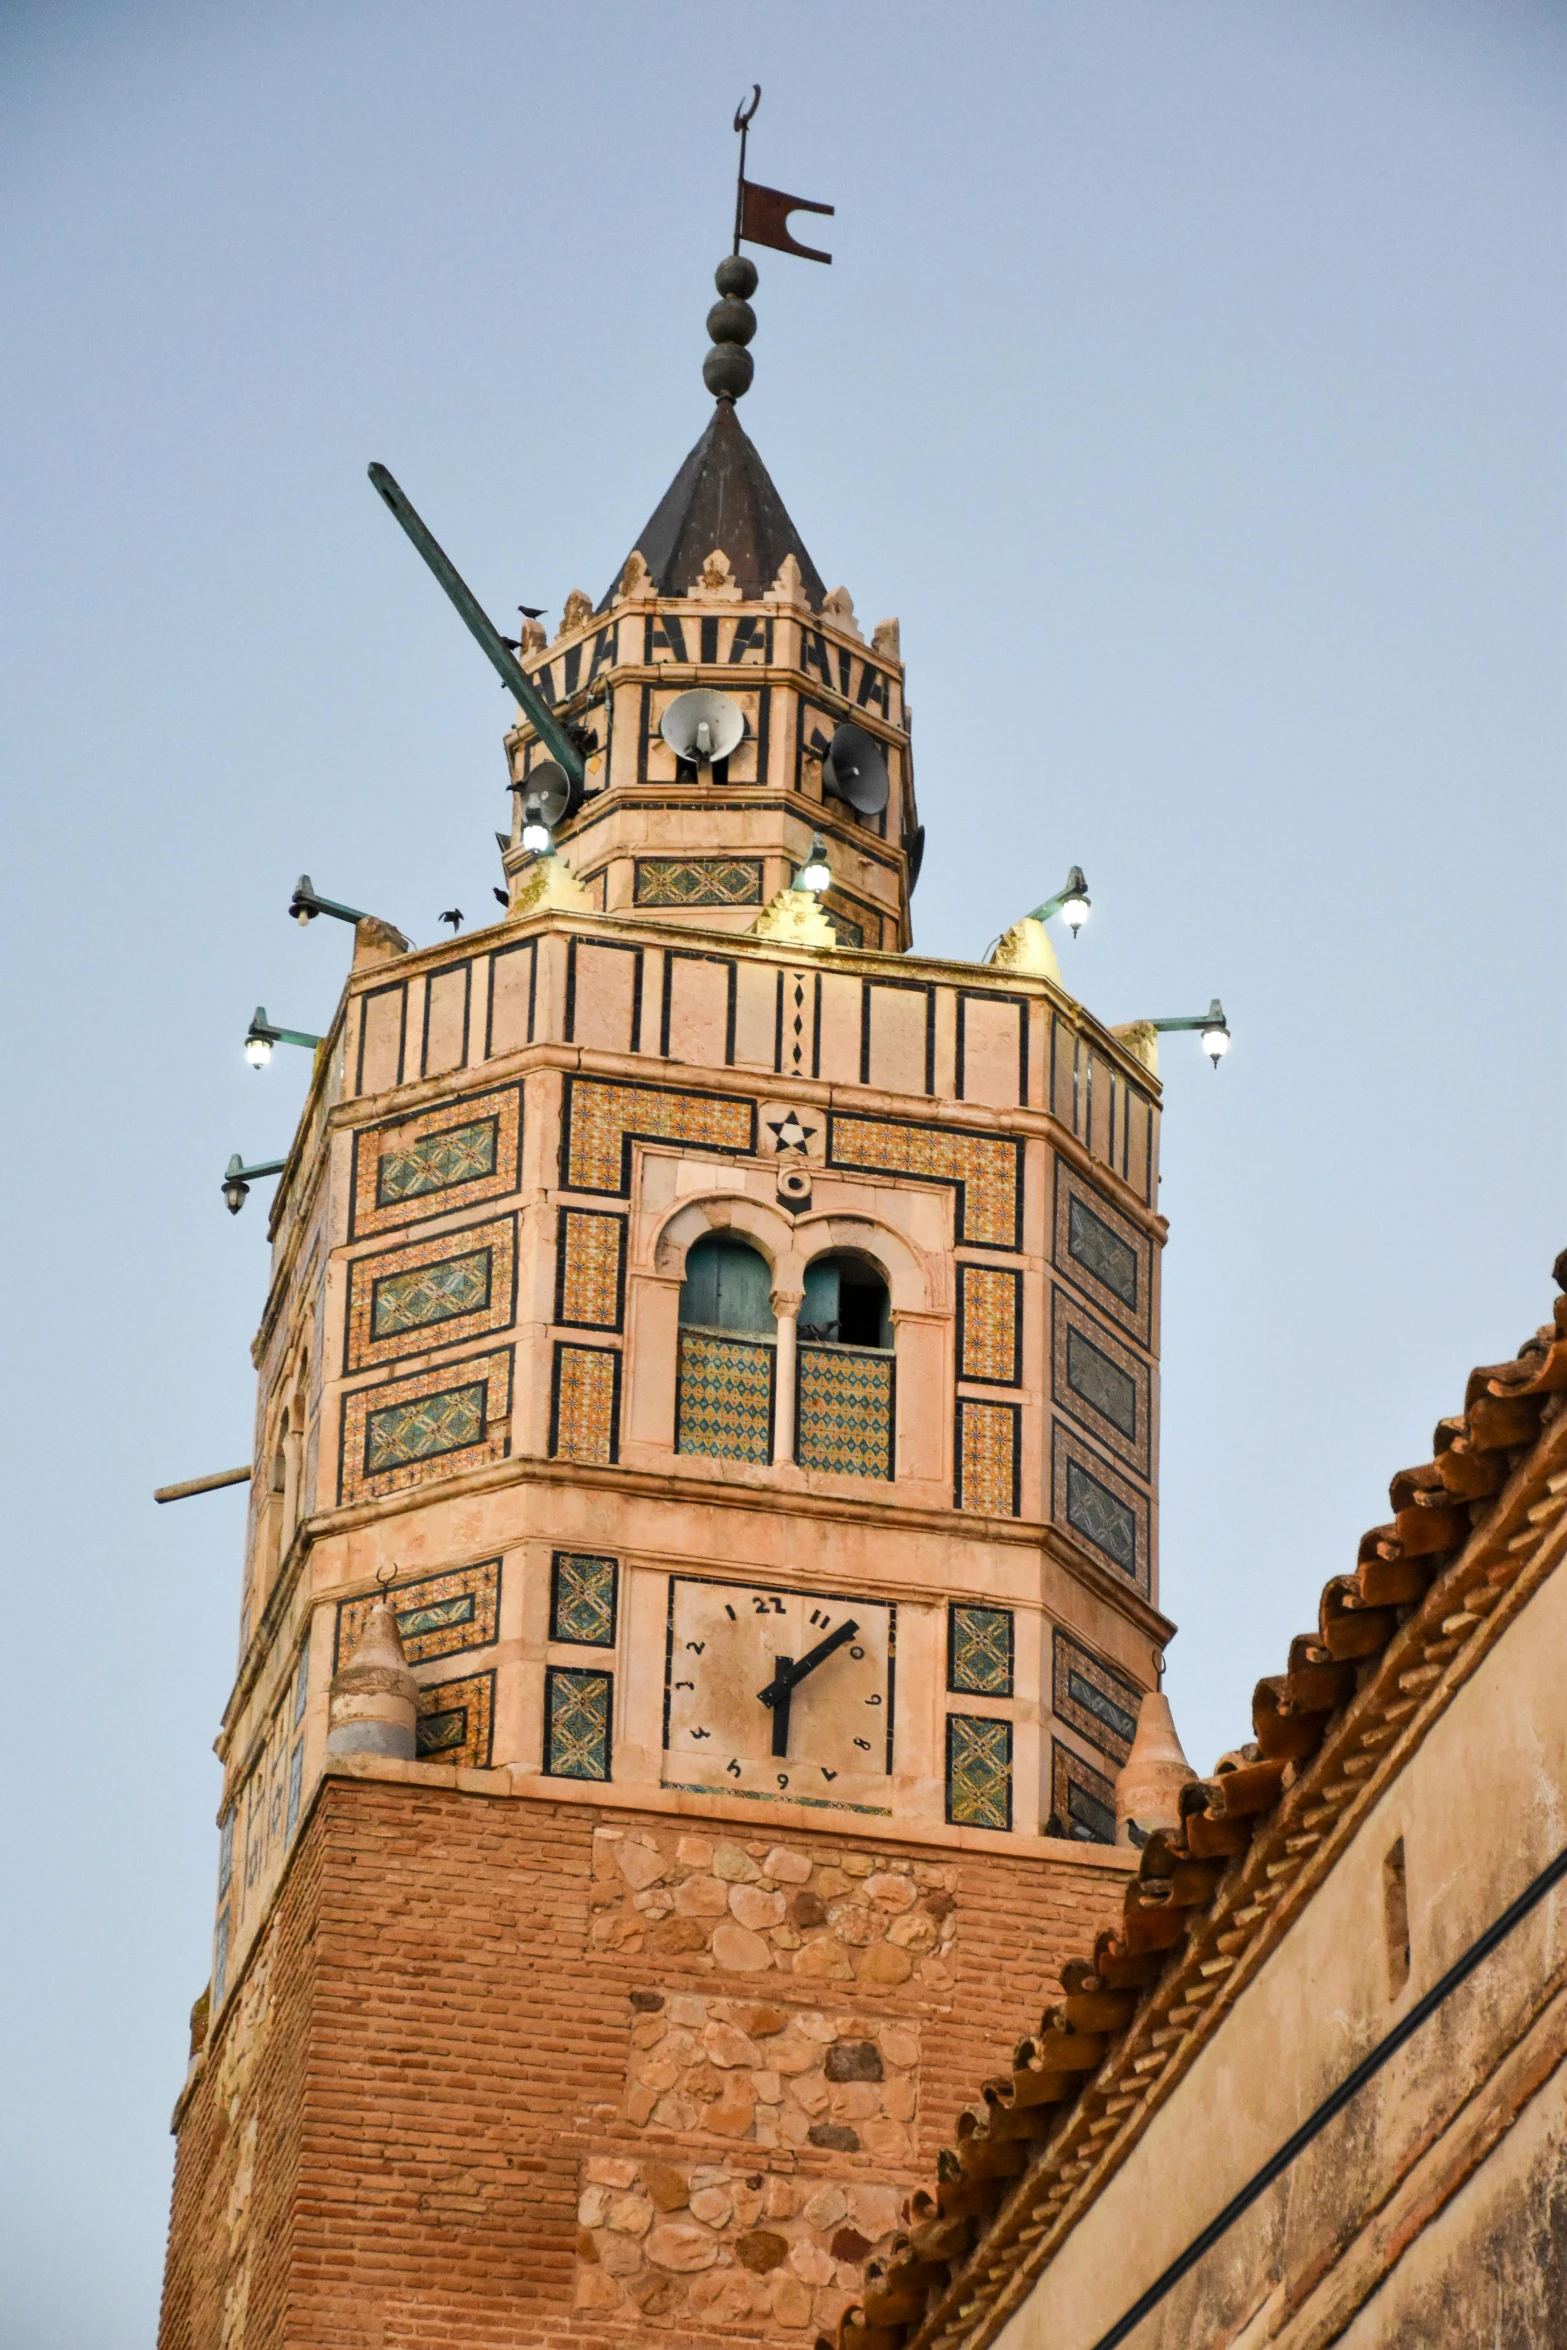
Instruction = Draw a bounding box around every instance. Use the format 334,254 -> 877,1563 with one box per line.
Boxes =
160,1776 -> 1126,2350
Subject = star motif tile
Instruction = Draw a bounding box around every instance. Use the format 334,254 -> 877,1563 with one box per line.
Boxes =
768,1112 -> 817,1155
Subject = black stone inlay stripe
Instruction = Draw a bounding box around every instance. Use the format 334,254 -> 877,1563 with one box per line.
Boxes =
1068,1194 -> 1138,1307
1066,1458 -> 1137,1575
1066,1325 -> 1137,1438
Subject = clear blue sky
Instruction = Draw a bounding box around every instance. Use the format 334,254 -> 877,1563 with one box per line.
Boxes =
1,3 -> 1560,2339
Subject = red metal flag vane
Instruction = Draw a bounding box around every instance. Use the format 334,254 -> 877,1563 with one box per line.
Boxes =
732,87 -> 833,265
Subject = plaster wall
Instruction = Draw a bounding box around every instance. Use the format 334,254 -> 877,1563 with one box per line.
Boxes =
988,1534 -> 1567,2350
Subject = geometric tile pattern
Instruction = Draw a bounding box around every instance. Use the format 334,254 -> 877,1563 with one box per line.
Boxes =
556,1208 -> 625,1330
1054,1161 -> 1151,1345
334,1558 -> 501,1670
1050,1737 -> 1117,1845
956,1399 -> 1020,1517
352,1086 -> 522,1240
676,1332 -> 774,1463
1052,1629 -> 1142,1767
285,1741 -> 303,1839
562,1079 -> 756,1195
415,1669 -> 496,1769
1066,1458 -> 1137,1576
1052,1424 -> 1148,1592
829,1115 -> 1022,1250
634,857 -> 763,907
550,1553 -> 619,1648
949,1604 -> 1014,1696
958,1264 -> 1021,1385
339,1349 -> 512,1504
344,1216 -> 515,1372
946,1714 -> 1013,1831
1066,1324 -> 1137,1438
545,1666 -> 612,1781
550,1343 -> 621,1467
1068,1194 -> 1137,1306
796,1345 -> 893,1479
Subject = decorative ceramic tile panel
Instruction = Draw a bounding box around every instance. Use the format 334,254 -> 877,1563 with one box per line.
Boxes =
1050,1738 -> 1117,1844
1054,1161 -> 1153,1345
214,1909 -> 231,2005
634,857 -> 763,907
958,1263 -> 1022,1385
339,1349 -> 512,1504
217,1813 -> 234,1898
676,1332 -> 774,1463
285,1742 -> 303,1839
829,1115 -> 1022,1249
946,1714 -> 1013,1831
562,1079 -> 755,1195
335,1558 -> 501,1669
550,1553 -> 619,1647
545,1665 -> 612,1780
344,1215 -> 516,1372
1052,1629 -> 1142,1767
550,1344 -> 621,1465
1051,1289 -> 1150,1475
351,1086 -> 522,1239
416,1669 -> 496,1769
796,1345 -> 893,1479
949,1604 -> 1015,1696
956,1399 -> 1020,1517
823,898 -> 866,949
555,1208 -> 625,1330
1052,1425 -> 1149,1593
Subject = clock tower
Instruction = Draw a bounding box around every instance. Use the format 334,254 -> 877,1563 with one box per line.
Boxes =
157,254 -> 1173,2350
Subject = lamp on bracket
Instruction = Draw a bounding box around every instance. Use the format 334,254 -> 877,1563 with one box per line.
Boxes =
1025,865 -> 1091,938
221,1152 -> 288,1216
288,874 -> 369,928
1147,998 -> 1232,1069
244,1007 -> 324,1069
795,834 -> 832,894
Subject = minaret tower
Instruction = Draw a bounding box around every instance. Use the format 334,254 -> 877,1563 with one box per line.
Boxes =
158,195 -> 1173,2350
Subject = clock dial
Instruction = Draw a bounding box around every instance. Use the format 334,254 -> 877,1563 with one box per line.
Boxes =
664,1576 -> 895,1808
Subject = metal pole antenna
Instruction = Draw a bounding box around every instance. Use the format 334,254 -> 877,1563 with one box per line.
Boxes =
733,85 -> 760,254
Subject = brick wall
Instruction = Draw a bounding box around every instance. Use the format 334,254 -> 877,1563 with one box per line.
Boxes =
159,1779 -> 1125,2350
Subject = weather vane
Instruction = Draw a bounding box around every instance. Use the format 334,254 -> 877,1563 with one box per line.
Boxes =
730,85 -> 834,264
705,89 -> 834,404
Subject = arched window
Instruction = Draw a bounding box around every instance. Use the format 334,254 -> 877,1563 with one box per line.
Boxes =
797,1252 -> 894,1480
676,1236 -> 776,1462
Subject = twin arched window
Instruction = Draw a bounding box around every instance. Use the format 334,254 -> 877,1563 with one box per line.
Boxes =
675,1238 -> 893,1478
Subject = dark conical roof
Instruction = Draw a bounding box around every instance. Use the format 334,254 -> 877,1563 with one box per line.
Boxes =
599,398 -> 827,611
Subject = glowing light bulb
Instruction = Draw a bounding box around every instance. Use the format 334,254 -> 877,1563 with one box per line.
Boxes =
798,835 -> 831,894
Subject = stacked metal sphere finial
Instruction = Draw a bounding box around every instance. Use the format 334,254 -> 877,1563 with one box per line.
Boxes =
703,255 -> 758,400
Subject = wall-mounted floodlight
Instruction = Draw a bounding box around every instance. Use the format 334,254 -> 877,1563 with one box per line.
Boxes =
796,834 -> 832,894
1149,998 -> 1232,1069
288,874 -> 368,928
1025,865 -> 1091,937
221,1152 -> 288,1215
244,1006 -> 323,1069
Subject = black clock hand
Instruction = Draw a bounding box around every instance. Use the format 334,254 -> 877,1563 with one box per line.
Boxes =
758,1619 -> 860,1756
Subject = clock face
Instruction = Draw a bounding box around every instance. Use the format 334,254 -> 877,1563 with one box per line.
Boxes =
663,1576 -> 895,1809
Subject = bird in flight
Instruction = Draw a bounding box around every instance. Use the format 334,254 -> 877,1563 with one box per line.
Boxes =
439,909 -> 463,932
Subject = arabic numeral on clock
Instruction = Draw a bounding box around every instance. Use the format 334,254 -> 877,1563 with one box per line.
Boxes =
865,1694 -> 882,1705
849,1645 -> 865,1660
776,1773 -> 789,1789
726,1759 -> 742,1777
853,1737 -> 871,1752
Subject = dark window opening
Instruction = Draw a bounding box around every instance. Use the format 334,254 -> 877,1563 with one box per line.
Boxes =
800,1254 -> 891,1349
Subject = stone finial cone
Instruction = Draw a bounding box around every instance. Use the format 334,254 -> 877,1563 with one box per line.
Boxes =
326,1595 -> 418,1762
1115,1692 -> 1196,1846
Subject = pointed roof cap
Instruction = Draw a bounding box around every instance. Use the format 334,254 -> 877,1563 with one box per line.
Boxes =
600,398 -> 826,611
